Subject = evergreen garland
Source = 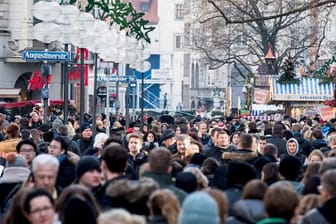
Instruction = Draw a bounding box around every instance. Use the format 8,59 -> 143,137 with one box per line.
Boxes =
277,56 -> 300,84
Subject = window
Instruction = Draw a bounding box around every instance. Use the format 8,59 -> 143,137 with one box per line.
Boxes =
175,34 -> 183,49
176,4 -> 184,20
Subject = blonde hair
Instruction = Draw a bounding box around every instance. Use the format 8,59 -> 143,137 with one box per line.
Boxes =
299,194 -> 321,215
308,150 -> 325,162
148,189 -> 180,224
98,209 -> 145,224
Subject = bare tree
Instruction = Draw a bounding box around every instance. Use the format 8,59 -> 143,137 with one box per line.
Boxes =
189,0 -> 334,80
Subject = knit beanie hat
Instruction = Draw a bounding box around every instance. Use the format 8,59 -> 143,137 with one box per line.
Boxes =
52,118 -> 64,130
178,191 -> 220,224
161,129 -> 175,141
80,123 -> 92,133
6,153 -> 26,167
76,156 -> 101,179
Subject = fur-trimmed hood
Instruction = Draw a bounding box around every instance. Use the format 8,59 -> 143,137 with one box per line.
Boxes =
222,149 -> 258,162
106,177 -> 159,203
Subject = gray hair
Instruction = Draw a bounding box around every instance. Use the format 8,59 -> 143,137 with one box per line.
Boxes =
32,154 -> 59,173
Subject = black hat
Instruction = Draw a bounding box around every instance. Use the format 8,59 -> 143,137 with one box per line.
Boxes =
175,172 -> 197,193
279,155 -> 301,181
327,127 -> 336,136
80,123 -> 92,133
161,129 -> 175,141
39,124 -> 50,132
76,156 -> 101,179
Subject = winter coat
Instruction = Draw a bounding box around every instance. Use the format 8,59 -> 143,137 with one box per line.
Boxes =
56,152 -> 78,188
102,177 -> 159,215
228,199 -> 265,224
311,139 -> 328,150
222,149 -> 259,165
205,144 -> 236,164
142,171 -> 187,204
303,197 -> 336,224
257,218 -> 288,224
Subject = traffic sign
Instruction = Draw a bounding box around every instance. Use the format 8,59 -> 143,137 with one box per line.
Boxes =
22,50 -> 71,61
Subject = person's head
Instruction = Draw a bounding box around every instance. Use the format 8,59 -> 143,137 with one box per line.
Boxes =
258,135 -> 266,153
251,134 -> 259,152
318,158 -> 336,174
176,134 -> 191,155
23,188 -> 55,224
262,143 -> 278,159
272,123 -> 284,135
279,156 -> 301,181
261,162 -> 279,185
48,136 -> 67,158
201,157 -> 220,175
6,153 -> 27,168
161,129 -> 175,147
302,162 -> 321,185
286,138 -> 299,155
178,191 -> 220,224
148,189 -> 180,224
32,154 -> 59,193
16,139 -> 37,165
308,149 -> 324,163
230,132 -> 240,145
76,156 -> 101,189
299,194 -> 321,215
127,133 -> 143,156
148,147 -> 171,173
238,133 -> 253,150
132,124 -> 141,135
264,183 -> 299,222
101,143 -> 128,179
55,184 -> 100,223
320,169 -> 336,202
312,129 -> 323,139
80,123 -> 92,139
144,130 -> 157,143
94,133 -> 108,149
4,123 -> 20,139
56,125 -> 69,137
216,130 -> 229,148
31,112 -> 40,122
206,189 -> 228,224
328,134 -> 336,148
242,179 -> 268,200
198,121 -> 208,135
98,209 -> 146,224
210,127 -> 222,143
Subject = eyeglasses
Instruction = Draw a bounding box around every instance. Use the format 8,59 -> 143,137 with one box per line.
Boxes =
20,148 -> 35,154
48,145 -> 59,150
30,206 -> 53,214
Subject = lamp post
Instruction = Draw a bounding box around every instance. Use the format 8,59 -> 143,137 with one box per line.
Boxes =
32,0 -> 62,123
56,1 -> 79,123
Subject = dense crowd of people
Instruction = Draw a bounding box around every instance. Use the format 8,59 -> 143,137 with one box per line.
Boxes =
0,109 -> 335,224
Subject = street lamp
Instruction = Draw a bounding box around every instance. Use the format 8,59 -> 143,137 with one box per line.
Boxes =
56,1 -> 79,123
32,0 -> 62,123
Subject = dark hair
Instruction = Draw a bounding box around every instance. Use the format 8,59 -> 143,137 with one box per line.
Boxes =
52,136 -> 68,154
101,143 -> 128,173
16,139 -> 37,153
143,130 -> 158,143
239,133 -> 253,149
263,143 -> 278,156
149,147 -> 172,173
242,179 -> 268,200
201,157 -> 220,175
312,129 -> 323,139
262,162 -> 279,185
23,188 -> 54,214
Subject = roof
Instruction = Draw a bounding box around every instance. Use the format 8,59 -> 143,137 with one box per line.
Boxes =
272,78 -> 333,101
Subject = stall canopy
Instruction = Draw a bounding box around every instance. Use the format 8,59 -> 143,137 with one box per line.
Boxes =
272,78 -> 334,101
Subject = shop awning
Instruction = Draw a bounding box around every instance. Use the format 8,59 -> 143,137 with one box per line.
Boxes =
0,88 -> 21,101
272,78 -> 334,101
